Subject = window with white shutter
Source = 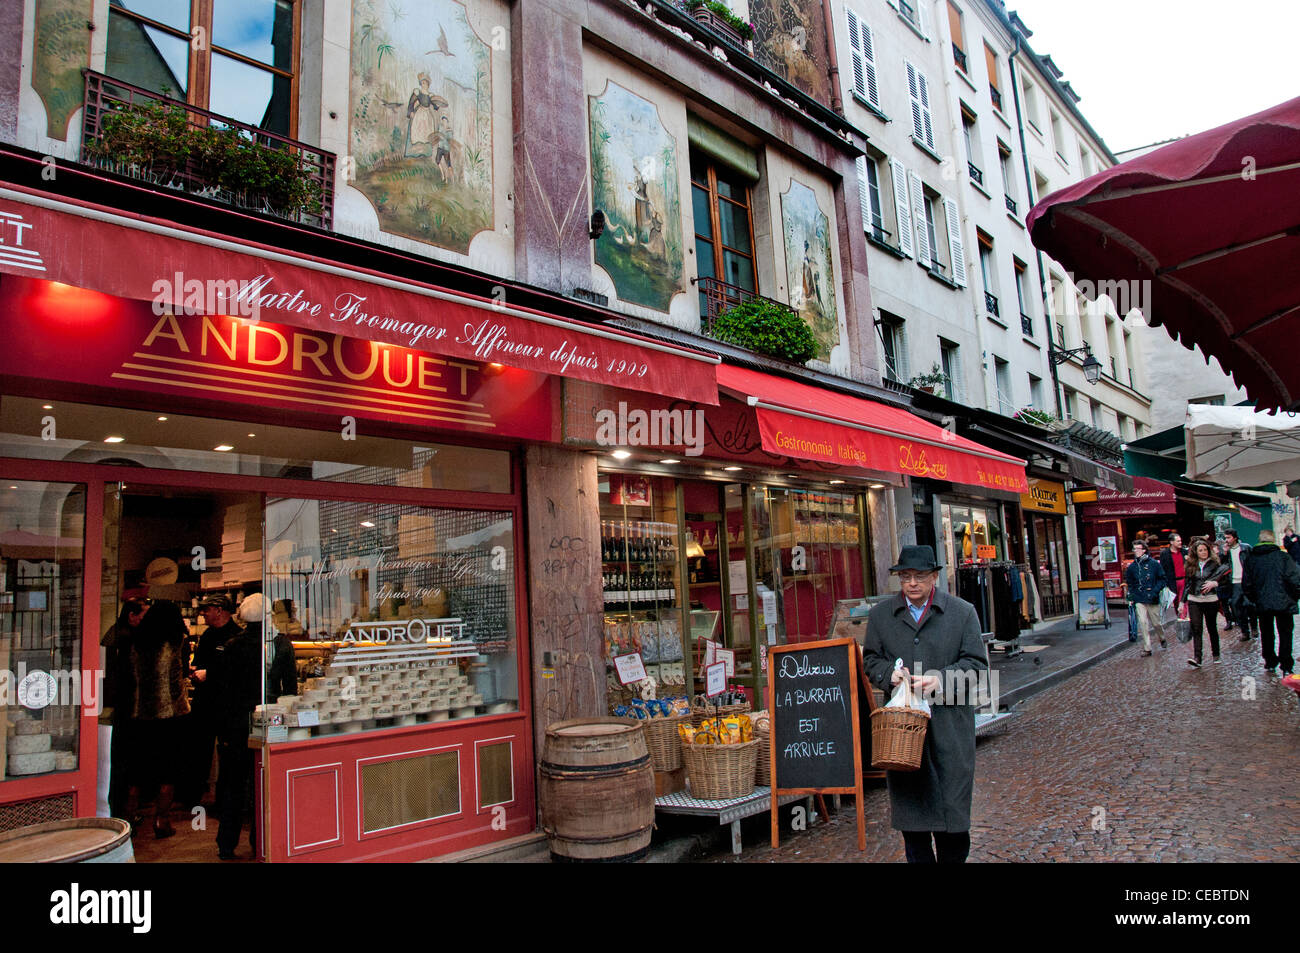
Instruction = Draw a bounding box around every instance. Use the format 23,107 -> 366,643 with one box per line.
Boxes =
889,157 -> 915,257
943,196 -> 967,286
906,62 -> 935,150
907,169 -> 930,266
895,321 -> 911,381
857,155 -> 885,239
917,0 -> 931,38
859,18 -> 880,108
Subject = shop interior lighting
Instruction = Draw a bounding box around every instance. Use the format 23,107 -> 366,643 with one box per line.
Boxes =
829,479 -> 846,485
658,458 -> 680,464
724,466 -> 743,472
104,436 -> 125,443
213,444 -> 234,452
247,433 -> 256,437
869,483 -> 886,489
610,449 -> 632,460
42,404 -> 53,410
157,416 -> 168,421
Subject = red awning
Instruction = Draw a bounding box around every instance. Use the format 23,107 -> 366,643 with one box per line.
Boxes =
1027,95 -> 1300,412
717,365 -> 1028,493
1079,476 -> 1178,519
0,187 -> 719,404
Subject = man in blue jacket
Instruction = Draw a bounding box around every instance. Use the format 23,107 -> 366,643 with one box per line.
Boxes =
1125,539 -> 1170,657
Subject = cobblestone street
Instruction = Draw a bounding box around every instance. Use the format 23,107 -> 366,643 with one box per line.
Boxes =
702,626 -> 1300,863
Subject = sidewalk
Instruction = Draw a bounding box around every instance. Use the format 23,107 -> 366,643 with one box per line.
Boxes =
987,608 -> 1131,712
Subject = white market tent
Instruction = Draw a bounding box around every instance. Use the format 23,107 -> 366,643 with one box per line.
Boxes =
1184,404 -> 1300,488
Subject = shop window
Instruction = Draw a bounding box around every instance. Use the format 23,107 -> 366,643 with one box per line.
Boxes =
691,149 -> 758,318
105,0 -> 298,136
0,396 -> 510,494
260,498 -> 519,738
0,481 -> 85,782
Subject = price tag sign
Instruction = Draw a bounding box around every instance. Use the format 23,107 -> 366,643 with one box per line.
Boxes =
976,544 -> 997,559
716,648 -> 735,677
296,709 -> 320,727
614,653 -> 648,685
705,661 -> 727,698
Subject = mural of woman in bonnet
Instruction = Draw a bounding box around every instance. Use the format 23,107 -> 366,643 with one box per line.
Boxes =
405,72 -> 448,158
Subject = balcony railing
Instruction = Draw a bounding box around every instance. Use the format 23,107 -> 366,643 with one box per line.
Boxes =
985,291 -> 1000,318
953,44 -> 968,72
968,162 -> 984,186
81,70 -> 336,229
990,86 -> 1004,112
697,275 -> 795,332
1005,194 -> 1018,216
1021,313 -> 1033,336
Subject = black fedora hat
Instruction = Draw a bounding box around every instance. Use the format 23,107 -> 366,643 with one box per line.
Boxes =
889,545 -> 942,573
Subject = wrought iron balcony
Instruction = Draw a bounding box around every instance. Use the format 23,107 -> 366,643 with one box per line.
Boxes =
1005,193 -> 1018,216
990,86 -> 1004,112
697,275 -> 795,331
1021,313 -> 1034,336
80,70 -> 336,229
953,44 -> 968,72
985,291 -> 1000,318
968,162 -> 984,186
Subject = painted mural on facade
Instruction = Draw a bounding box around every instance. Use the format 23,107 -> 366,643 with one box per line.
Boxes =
750,0 -> 832,105
349,0 -> 493,253
588,82 -> 684,313
34,0 -> 93,139
781,181 -> 838,361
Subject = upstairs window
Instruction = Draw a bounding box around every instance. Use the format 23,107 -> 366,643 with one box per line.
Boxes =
984,43 -> 1003,112
105,1 -> 298,137
845,8 -> 881,111
948,2 -> 968,73
905,62 -> 936,151
691,149 -> 757,312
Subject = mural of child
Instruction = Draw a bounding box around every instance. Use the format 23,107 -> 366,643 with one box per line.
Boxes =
801,239 -> 824,319
434,115 -> 454,180
405,72 -> 449,158
631,163 -> 653,243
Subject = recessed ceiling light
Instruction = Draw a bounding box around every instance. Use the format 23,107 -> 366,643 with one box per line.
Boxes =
213,444 -> 234,452
724,466 -> 743,472
659,458 -> 680,465
8,485 -> 16,490
247,433 -> 255,437
869,483 -> 886,489
42,404 -> 53,410
360,520 -> 376,527
611,450 -> 632,460
104,436 -> 125,444
829,479 -> 846,485
157,416 -> 168,421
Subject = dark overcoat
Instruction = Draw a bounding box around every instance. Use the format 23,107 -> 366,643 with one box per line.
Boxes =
862,588 -> 988,832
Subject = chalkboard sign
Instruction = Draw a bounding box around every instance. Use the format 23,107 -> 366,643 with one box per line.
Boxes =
767,638 -> 874,851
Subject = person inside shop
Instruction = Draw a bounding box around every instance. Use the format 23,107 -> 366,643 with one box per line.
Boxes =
183,594 -> 242,810
1158,533 -> 1189,620
1222,529 -> 1258,642
100,598 -> 146,819
1184,537 -> 1230,668
1125,539 -> 1171,657
125,600 -> 190,839
862,545 -> 987,864
209,593 -> 265,860
1242,530 -> 1299,677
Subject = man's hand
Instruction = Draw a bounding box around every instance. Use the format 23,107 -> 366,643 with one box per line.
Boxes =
911,674 -> 940,694
890,666 -> 910,687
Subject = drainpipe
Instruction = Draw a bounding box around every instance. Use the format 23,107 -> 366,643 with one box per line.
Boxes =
820,0 -> 844,112
1008,30 -> 1063,419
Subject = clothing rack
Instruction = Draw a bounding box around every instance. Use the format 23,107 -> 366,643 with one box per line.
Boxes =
956,561 -> 1035,656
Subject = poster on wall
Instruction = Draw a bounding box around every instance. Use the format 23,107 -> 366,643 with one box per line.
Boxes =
1097,536 -> 1118,564
609,474 -> 651,506
588,81 -> 685,312
349,0 -> 495,254
781,180 -> 840,362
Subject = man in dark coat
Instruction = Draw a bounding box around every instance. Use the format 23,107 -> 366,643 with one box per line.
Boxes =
862,545 -> 988,864
1242,530 -> 1300,676
1125,539 -> 1170,656
183,594 -> 242,808
210,593 -> 265,860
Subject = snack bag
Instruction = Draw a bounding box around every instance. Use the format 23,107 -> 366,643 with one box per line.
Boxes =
723,716 -> 743,744
677,722 -> 696,744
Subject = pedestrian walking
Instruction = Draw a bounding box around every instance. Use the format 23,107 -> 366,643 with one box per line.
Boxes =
1158,533 -> 1189,620
1242,530 -> 1299,676
1184,538 -> 1229,667
1125,539 -> 1170,656
862,545 -> 987,864
1222,529 -> 1257,641
1281,525 -> 1300,566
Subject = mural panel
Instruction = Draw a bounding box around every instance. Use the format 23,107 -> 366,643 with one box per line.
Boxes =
588,82 -> 684,313
781,180 -> 839,362
349,0 -> 493,253
750,0 -> 833,105
34,0 -> 94,139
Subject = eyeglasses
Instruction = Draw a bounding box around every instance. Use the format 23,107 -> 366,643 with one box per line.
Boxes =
896,572 -> 935,583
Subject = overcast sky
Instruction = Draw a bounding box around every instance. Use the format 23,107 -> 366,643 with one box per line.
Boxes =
1007,0 -> 1300,154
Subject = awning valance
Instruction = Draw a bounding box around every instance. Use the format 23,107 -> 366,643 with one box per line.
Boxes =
717,365 -> 1028,493
0,187 -> 720,404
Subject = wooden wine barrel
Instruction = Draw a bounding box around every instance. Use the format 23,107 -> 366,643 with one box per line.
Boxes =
0,818 -> 134,863
539,718 -> 656,862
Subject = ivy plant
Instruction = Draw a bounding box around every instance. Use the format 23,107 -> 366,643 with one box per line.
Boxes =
710,298 -> 819,364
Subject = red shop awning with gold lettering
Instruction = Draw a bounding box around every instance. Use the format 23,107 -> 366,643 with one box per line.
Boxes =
0,187 -> 719,404
717,365 -> 1028,493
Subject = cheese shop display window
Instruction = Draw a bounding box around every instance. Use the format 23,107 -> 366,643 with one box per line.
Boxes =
1,481 -> 85,781
598,474 -> 689,712
259,498 -> 519,740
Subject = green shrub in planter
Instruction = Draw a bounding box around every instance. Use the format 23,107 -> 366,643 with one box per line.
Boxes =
710,298 -> 819,364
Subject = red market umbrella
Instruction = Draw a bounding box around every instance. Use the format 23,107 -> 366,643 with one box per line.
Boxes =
1027,96 -> 1300,412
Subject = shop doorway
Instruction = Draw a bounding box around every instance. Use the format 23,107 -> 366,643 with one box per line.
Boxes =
1028,515 -> 1072,618
102,483 -> 264,863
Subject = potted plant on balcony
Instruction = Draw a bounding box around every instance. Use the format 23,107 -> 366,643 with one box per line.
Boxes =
907,363 -> 949,394
686,0 -> 754,47
710,298 -> 819,365
1015,407 -> 1063,429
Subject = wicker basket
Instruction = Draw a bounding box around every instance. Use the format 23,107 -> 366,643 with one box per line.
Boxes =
869,706 -> 930,771
755,726 -> 772,786
621,714 -> 688,772
689,702 -> 751,728
680,739 -> 759,800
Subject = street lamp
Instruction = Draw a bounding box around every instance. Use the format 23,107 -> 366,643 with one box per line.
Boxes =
1050,344 -> 1104,385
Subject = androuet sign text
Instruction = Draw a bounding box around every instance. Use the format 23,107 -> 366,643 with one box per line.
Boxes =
341,617 -> 466,644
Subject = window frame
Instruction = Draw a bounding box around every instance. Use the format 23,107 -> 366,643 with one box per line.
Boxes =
105,0 -> 301,136
691,150 -> 758,298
